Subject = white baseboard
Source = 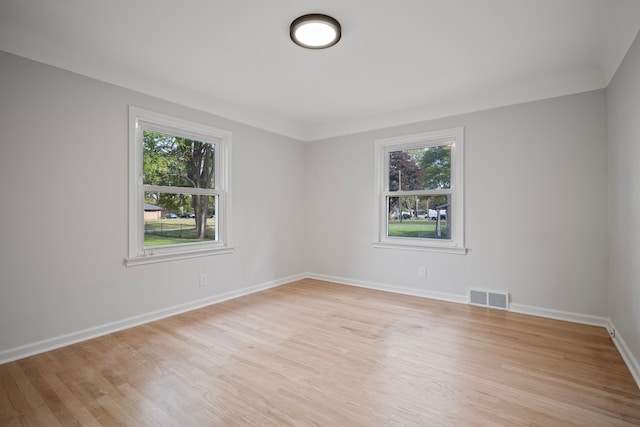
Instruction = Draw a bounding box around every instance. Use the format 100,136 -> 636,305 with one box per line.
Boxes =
307,273 -> 640,388
509,303 -> 609,328
607,320 -> 640,389
3,271 -> 638,392
307,273 -> 610,327
305,273 -> 468,304
0,273 -> 306,365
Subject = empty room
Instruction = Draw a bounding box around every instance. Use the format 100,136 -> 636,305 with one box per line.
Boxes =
1,0 -> 640,425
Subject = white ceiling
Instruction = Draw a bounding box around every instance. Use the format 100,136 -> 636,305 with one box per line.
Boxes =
1,0 -> 639,141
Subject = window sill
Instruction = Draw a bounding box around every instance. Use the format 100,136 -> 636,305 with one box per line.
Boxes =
372,241 -> 467,255
124,246 -> 234,267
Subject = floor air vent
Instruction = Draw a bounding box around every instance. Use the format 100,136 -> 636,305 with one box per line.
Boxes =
469,289 -> 510,310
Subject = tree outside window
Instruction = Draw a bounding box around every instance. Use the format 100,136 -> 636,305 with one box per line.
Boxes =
375,127 -> 465,254
127,107 -> 232,266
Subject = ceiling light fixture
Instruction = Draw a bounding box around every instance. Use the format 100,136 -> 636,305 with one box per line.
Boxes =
290,14 -> 341,49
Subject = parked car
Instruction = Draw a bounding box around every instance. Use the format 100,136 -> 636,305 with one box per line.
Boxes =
165,213 -> 177,219
179,212 -> 195,218
427,209 -> 447,220
391,211 -> 412,220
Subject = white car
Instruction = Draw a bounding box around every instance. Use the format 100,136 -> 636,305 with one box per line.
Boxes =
427,209 -> 447,220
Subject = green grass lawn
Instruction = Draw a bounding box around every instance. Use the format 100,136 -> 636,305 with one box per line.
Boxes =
144,218 -> 216,247
144,218 -> 445,245
388,220 -> 448,238
147,218 -> 200,227
144,234 -> 204,246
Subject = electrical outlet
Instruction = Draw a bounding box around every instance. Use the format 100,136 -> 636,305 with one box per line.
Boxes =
418,267 -> 426,278
199,273 -> 208,287
610,328 -> 616,339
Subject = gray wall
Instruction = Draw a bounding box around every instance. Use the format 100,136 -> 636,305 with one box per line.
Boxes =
305,90 -> 609,318
1,44 -> 634,377
608,30 -> 640,378
0,51 -> 307,355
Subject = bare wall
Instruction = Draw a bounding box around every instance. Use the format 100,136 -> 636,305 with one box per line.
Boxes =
608,29 -> 640,378
0,48 -> 615,360
305,90 -> 609,318
0,51 -> 307,354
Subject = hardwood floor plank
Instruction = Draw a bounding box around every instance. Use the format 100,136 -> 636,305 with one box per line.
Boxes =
0,369 -> 32,426
5,363 -> 63,426
1,279 -> 638,426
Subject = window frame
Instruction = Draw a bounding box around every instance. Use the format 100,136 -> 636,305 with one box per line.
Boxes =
125,107 -> 233,266
373,127 -> 466,254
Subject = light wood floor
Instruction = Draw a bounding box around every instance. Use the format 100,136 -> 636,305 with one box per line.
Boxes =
1,279 -> 639,426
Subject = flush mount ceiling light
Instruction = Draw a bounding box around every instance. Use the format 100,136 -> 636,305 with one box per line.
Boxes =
290,14 -> 341,49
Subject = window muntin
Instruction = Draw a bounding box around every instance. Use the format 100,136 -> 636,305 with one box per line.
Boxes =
127,107 -> 232,265
374,128 -> 465,254
142,130 -> 217,249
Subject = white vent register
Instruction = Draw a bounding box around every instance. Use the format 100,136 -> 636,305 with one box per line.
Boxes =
469,289 -> 510,310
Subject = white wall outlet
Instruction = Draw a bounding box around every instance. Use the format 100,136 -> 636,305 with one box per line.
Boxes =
199,273 -> 208,287
418,267 -> 426,278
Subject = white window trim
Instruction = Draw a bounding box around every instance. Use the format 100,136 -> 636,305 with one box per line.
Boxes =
125,107 -> 233,267
373,127 -> 466,255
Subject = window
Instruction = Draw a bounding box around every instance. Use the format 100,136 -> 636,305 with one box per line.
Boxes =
374,127 -> 466,254
126,107 -> 232,266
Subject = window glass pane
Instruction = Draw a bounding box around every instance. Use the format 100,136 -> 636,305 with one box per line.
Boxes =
387,195 -> 451,240
144,192 -> 217,247
143,130 -> 215,189
388,144 -> 452,191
